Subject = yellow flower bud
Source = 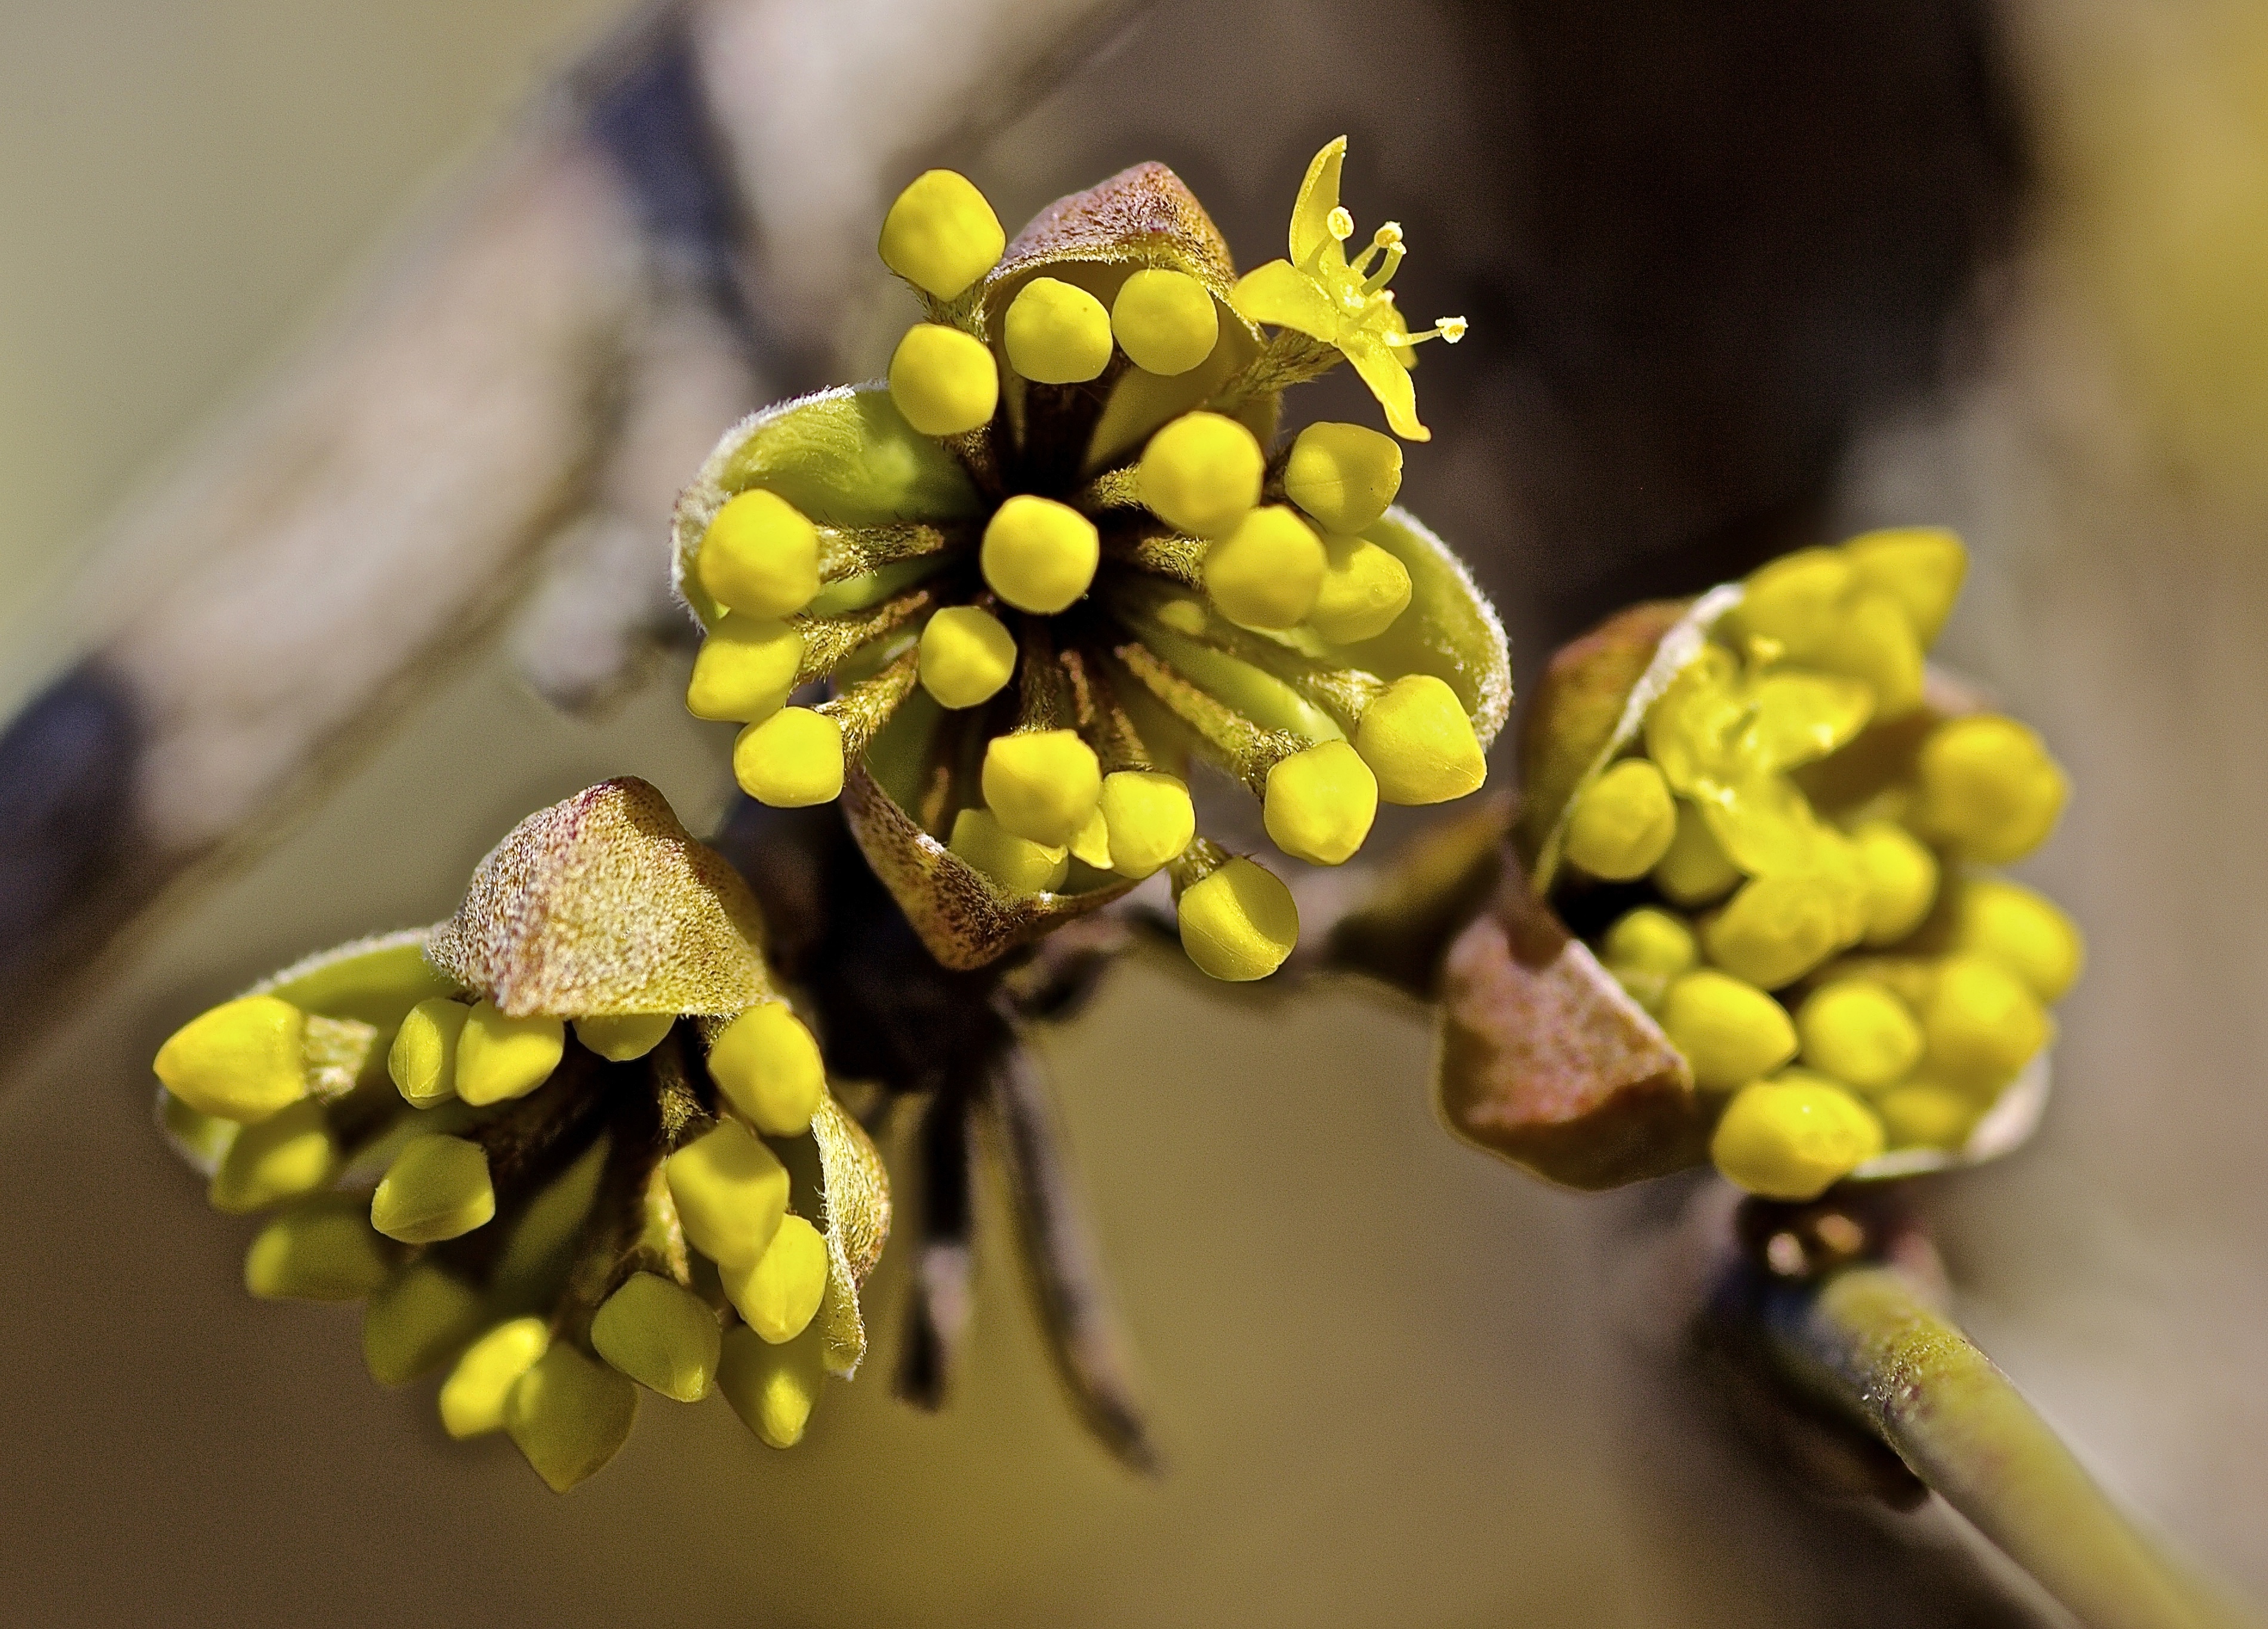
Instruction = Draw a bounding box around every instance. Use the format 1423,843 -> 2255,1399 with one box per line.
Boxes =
948,806 -> 1069,893
210,1098 -> 340,1214
153,994 -> 307,1123
1263,740 -> 1378,866
980,494 -> 1098,614
1737,547 -> 1851,654
718,1323 -> 824,1449
363,1262 -> 484,1385
1283,420 -> 1403,535
1178,857 -> 1299,981
591,1271 -> 721,1402
1922,953 -> 2048,1091
1817,590 -> 1925,718
244,1197 -> 392,1301
1701,875 -> 1850,990
733,706 -> 845,807
725,1214 -> 830,1343
1110,267 -> 1219,375
1353,674 -> 1486,805
371,1135 -> 496,1244
1138,411 -> 1264,539
1562,759 -> 1677,881
664,1119 -> 789,1270
982,728 -> 1103,846
918,605 -> 1018,708
1915,715 -> 2069,864
1307,535 -> 1413,644
507,1342 -> 639,1493
1875,1080 -> 1984,1151
1204,506 -> 1327,630
439,1317 -> 550,1439
1796,980 -> 1923,1090
1710,1077 -> 1885,1200
572,1012 -> 675,1062
1097,770 -> 1194,880
455,1000 -> 565,1107
1659,969 -> 1798,1089
1852,820 -> 1938,944
1602,906 -> 1699,986
1069,806 -> 1113,869
1844,526 -> 1966,645
878,169 -> 1005,299
1949,877 -> 2084,1003
389,997 -> 467,1105
695,489 -> 821,618
888,323 -> 999,436
1003,276 -> 1113,383
706,1003 -> 825,1137
1653,802 -> 1741,907
686,615 -> 804,723
161,1090 -> 240,1168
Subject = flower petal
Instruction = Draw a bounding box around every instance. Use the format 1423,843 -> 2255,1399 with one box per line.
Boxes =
1229,259 -> 1341,341
1344,335 -> 1429,441
1289,136 -> 1349,268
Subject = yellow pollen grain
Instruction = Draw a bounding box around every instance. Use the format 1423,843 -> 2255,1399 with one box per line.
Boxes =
948,806 -> 1069,894
1562,759 -> 1677,881
1308,535 -> 1413,644
707,1003 -> 826,1137
1284,421 -> 1403,534
1710,1077 -> 1885,1200
1097,770 -> 1195,880
725,1214 -> 830,1344
981,729 -> 1103,848
1659,969 -> 1798,1091
372,1135 -> 496,1245
153,994 -> 309,1123
918,605 -> 1018,708
389,997 -> 468,1105
1353,674 -> 1485,805
687,615 -> 804,723
1796,980 -> 1923,1091
1178,857 -> 1299,981
456,1001 -> 565,1107
592,1271 -> 721,1403
1915,715 -> 2069,865
664,1119 -> 789,1270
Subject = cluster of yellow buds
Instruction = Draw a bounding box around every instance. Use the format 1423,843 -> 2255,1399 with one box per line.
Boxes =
1522,531 -> 2079,1201
150,781 -> 888,1491
673,139 -> 1509,983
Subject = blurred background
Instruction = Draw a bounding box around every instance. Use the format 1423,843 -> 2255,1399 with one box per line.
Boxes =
2,1 -> 2264,1623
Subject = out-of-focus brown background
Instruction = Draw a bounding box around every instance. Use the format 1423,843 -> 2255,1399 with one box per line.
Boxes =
2,1 -> 2265,1624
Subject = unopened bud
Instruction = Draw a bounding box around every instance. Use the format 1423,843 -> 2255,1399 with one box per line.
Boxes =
1283,421 -> 1402,535
1111,268 -> 1218,375
707,1004 -> 825,1137
591,1271 -> 721,1402
1138,412 -> 1264,539
153,994 -> 307,1122
1177,857 -> 1298,981
456,1000 -> 565,1107
506,1342 -> 639,1493
664,1119 -> 789,1271
723,1215 -> 830,1344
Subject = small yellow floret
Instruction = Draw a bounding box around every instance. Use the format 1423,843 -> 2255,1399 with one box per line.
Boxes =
1003,276 -> 1113,383
592,1271 -> 721,1402
981,728 -> 1103,846
1796,980 -> 1922,1090
1710,1077 -> 1885,1200
1111,268 -> 1219,375
1563,759 -> 1677,881
725,1214 -> 830,1344
1738,547 -> 1851,654
687,616 -> 804,723
733,707 -> 845,807
888,323 -> 1000,436
1653,802 -> 1741,906
918,605 -> 1018,707
1701,875 -> 1850,990
1353,674 -> 1486,805
507,1342 -> 639,1493
1820,590 -> 1925,718
210,1098 -> 340,1214
1284,421 -> 1403,534
153,994 -> 307,1123
1205,506 -> 1327,629
706,1003 -> 825,1137
439,1317 -> 550,1439
363,1262 -> 483,1385
718,1324 -> 824,1449
573,1012 -> 675,1062
1922,953 -> 2048,1091
244,1198 -> 392,1301
1844,526 -> 1967,644
1949,877 -> 2084,1003
948,806 -> 1069,893
456,1000 -> 565,1107
371,1135 -> 496,1245
1659,969 -> 1798,1090
1263,740 -> 1378,866
389,997 -> 467,1105
1309,535 -> 1413,643
1097,770 -> 1195,879
1138,412 -> 1264,539
1915,715 -> 2069,864
1852,821 -> 1938,944
980,495 -> 1099,614
1875,1080 -> 1984,1151
1600,906 -> 1698,1009
878,169 -> 1005,299
1177,857 -> 1299,981
664,1119 -> 789,1270
696,489 -> 821,618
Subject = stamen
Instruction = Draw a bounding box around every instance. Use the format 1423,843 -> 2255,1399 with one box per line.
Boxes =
1326,205 -> 1355,242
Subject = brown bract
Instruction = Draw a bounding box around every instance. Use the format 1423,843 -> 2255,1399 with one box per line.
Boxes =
1515,599 -> 1686,872
811,1093 -> 891,1377
991,161 -> 1241,303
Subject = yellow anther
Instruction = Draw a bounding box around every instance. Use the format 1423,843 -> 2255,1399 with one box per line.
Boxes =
1309,537 -> 1415,644
888,322 -> 999,436
1097,769 -> 1195,879
1353,673 -> 1486,805
371,1135 -> 496,1245
573,1012 -> 675,1063
1710,1077 -> 1886,1200
707,1003 -> 826,1137
1915,714 -> 2069,864
877,168 -> 1005,299
1875,1081 -> 1983,1151
506,1342 -> 639,1493
1436,316 -> 1469,343
1796,980 -> 1923,1091
1563,759 -> 1677,881
1601,905 -> 1698,1009
918,605 -> 1018,707
1949,877 -> 2084,1003
456,1000 -> 565,1107
1326,205 -> 1355,241
1653,802 -> 1741,906
1852,820 -> 1939,944
1283,421 -> 1404,535
664,1119 -> 789,1270
1737,547 -> 1852,655
153,994 -> 307,1123
695,489 -> 821,618
1138,411 -> 1266,539
439,1317 -> 550,1439
363,1262 -> 484,1385
389,997 -> 466,1105
1070,806 -> 1113,870
591,1271 -> 721,1403
1658,969 -> 1798,1090
1111,268 -> 1220,375
1205,506 -> 1327,629
1922,953 -> 2048,1092
1264,740 -> 1379,866
733,706 -> 845,807
1004,276 -> 1115,383
948,806 -> 1069,893
980,494 -> 1099,614
718,1324 -> 824,1449
687,615 -> 804,723
1701,875 -> 1852,990
982,728 -> 1103,846
725,1214 -> 830,1344
1177,857 -> 1299,981
1844,526 -> 1967,645
210,1098 -> 340,1215
244,1197 -> 392,1302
